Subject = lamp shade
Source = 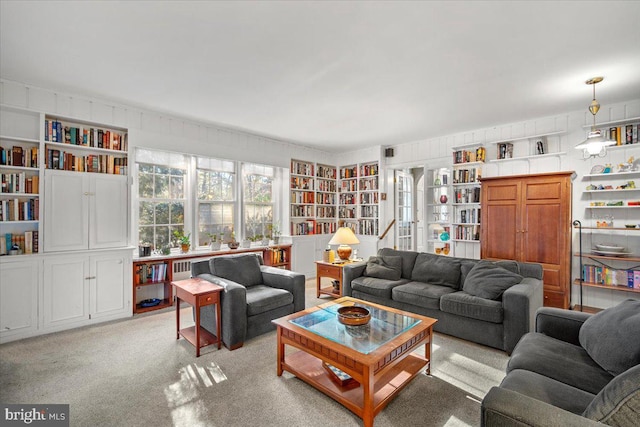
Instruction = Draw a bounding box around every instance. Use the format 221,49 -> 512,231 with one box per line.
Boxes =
329,227 -> 360,245
329,227 -> 360,261
575,129 -> 616,156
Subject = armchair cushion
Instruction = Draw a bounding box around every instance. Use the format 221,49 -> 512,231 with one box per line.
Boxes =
583,364 -> 640,426
210,255 -> 263,287
579,299 -> 640,376
363,255 -> 402,280
463,260 -> 523,300
245,285 -> 293,316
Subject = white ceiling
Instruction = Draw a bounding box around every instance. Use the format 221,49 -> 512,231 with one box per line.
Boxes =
2,1 -> 640,152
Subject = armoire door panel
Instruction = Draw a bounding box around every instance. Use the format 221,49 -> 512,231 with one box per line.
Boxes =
525,181 -> 562,200
522,203 -> 564,264
541,267 -> 562,293
482,204 -> 518,260
485,183 -> 519,202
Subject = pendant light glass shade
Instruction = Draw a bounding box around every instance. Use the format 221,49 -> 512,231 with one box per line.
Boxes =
576,77 -> 616,158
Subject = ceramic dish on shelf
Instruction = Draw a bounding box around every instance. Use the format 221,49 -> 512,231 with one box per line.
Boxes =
625,224 -> 637,228
590,165 -> 605,174
592,249 -> 632,257
595,244 -> 625,252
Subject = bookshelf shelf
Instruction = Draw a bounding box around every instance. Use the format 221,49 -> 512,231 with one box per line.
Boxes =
573,279 -> 640,294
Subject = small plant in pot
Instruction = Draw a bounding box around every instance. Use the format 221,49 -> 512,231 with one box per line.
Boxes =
227,230 -> 239,249
257,234 -> 270,246
268,223 -> 281,244
173,230 -> 191,253
208,233 -> 221,251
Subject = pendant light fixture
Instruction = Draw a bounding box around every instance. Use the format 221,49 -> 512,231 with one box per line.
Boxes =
575,77 -> 616,159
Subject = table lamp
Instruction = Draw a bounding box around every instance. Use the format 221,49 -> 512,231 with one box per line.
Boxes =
328,227 -> 360,261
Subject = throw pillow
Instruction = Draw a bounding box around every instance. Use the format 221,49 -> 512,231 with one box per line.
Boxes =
363,255 -> 402,281
411,253 -> 461,289
583,364 -> 640,425
579,299 -> 640,376
210,255 -> 263,287
462,260 -> 523,300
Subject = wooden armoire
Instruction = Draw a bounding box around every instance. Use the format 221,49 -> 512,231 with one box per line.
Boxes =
480,172 -> 574,308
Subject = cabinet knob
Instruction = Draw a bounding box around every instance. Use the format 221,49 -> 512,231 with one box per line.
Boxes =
85,276 -> 96,280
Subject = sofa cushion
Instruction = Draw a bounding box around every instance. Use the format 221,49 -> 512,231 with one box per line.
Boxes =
392,281 -> 458,310
496,260 -> 520,274
501,369 -> 596,415
462,260 -> 523,300
210,255 -> 263,287
378,248 -> 419,280
508,332 -> 614,394
363,255 -> 402,280
440,291 -> 504,324
411,253 -> 461,289
351,276 -> 409,300
245,285 -> 293,316
460,259 -> 477,287
579,299 -> 640,376
583,364 -> 640,426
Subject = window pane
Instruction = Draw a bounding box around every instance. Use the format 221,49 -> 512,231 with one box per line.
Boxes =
139,201 -> 154,225
138,226 -> 154,246
156,202 -> 170,224
138,164 -> 153,174
155,175 -> 169,198
155,165 -> 169,175
156,226 -> 171,250
170,176 -> 184,199
170,202 -> 184,224
138,173 -> 154,198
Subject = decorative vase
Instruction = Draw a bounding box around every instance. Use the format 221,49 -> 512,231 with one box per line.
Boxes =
210,241 -> 221,251
440,195 -> 448,204
228,240 -> 239,249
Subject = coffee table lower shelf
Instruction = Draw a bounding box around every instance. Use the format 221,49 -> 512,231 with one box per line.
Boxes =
282,350 -> 429,420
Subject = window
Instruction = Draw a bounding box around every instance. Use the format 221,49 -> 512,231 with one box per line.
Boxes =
136,149 -> 188,251
196,157 -> 236,246
243,163 -> 274,240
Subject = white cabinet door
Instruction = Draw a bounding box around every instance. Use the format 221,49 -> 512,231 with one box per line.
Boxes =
90,174 -> 128,249
44,171 -> 128,251
91,253 -> 130,319
0,259 -> 39,342
44,170 -> 89,252
43,256 -> 90,328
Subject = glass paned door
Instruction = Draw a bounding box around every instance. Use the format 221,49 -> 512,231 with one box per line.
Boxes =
395,171 -> 414,251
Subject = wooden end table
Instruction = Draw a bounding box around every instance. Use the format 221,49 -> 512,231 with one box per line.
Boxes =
172,277 -> 223,357
316,260 -> 352,298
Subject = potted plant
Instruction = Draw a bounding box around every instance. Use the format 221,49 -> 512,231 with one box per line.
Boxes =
173,230 -> 191,253
258,234 -> 270,246
241,234 -> 252,248
227,230 -> 239,249
268,223 -> 281,244
208,233 -> 221,251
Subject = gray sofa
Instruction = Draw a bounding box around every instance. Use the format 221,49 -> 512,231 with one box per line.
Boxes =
342,248 -> 544,354
482,300 -> 640,426
192,253 -> 305,350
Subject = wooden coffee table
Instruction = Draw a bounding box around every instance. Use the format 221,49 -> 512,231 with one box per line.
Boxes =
273,297 -> 437,427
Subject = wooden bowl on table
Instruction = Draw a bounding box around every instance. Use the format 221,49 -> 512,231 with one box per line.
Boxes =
337,306 -> 371,326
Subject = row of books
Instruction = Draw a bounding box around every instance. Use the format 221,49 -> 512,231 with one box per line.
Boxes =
290,190 -> 314,204
582,265 -> 640,289
316,165 -> 336,179
290,204 -> 313,217
454,225 -> 481,241
456,208 -> 480,224
0,146 -> 38,168
1,173 -> 39,194
340,166 -> 357,179
340,179 -> 357,192
134,262 -> 168,285
44,119 -> 128,152
290,160 -> 314,176
291,220 -> 316,236
316,206 -> 336,218
45,149 -> 128,175
454,187 -> 481,204
339,193 -> 356,205
453,147 -> 486,164
452,168 -> 481,184
497,143 -> 514,159
360,205 -> 378,217
314,221 -> 337,235
608,123 -> 639,145
1,231 -> 38,255
316,193 -> 336,204
316,180 -> 337,192
360,163 -> 378,176
290,176 -> 312,190
360,192 -> 378,204
269,247 -> 288,264
0,198 -> 39,222
338,206 -> 356,218
359,177 -> 378,190
359,219 -> 378,235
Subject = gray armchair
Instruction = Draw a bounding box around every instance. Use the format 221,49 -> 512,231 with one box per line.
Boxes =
192,253 -> 305,350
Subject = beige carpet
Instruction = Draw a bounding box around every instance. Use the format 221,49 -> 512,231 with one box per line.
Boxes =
0,281 -> 508,426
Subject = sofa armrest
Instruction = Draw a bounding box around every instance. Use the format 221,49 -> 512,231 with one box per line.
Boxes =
195,273 -> 248,349
502,278 -> 544,354
341,261 -> 367,296
481,387 -> 603,427
535,307 -> 592,346
260,266 -> 306,312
